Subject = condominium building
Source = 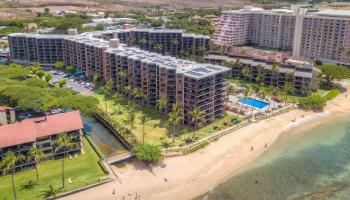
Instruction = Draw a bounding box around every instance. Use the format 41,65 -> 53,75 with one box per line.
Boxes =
0,111 -> 83,175
214,7 -> 296,50
214,5 -> 350,66
205,54 -> 320,95
8,31 -> 229,128
115,28 -> 210,57
0,106 -> 15,126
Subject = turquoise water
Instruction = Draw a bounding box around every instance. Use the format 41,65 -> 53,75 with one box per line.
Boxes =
239,98 -> 269,109
195,114 -> 350,200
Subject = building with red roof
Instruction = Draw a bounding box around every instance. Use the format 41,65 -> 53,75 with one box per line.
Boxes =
0,106 -> 15,126
0,111 -> 84,174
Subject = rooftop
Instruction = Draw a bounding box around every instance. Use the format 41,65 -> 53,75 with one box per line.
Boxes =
0,111 -> 83,148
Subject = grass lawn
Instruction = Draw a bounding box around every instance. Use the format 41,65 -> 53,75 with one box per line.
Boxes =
0,138 -> 106,200
95,90 -> 237,148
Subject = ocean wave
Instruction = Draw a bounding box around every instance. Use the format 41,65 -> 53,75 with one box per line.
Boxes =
284,111 -> 331,131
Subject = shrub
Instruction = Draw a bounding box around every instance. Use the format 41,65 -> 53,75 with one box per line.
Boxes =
298,94 -> 327,111
324,88 -> 341,100
132,143 -> 163,163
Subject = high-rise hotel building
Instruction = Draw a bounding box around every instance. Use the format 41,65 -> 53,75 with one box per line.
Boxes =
8,30 -> 229,128
214,5 -> 350,66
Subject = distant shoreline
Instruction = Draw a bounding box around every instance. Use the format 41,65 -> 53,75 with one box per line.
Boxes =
60,87 -> 350,200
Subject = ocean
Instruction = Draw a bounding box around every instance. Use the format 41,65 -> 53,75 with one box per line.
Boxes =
195,113 -> 350,200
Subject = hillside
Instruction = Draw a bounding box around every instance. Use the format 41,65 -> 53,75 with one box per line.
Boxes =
0,0 -> 291,19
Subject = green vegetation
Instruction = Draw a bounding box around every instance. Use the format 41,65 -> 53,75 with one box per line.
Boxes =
298,94 -> 327,111
166,18 -> 214,36
324,88 -> 341,100
0,64 -> 97,115
95,89 -> 236,148
131,143 -> 163,163
0,13 -> 91,36
0,139 -> 106,200
317,64 -> 350,83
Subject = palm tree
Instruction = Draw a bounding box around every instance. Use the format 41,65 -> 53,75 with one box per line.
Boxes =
189,107 -> 205,139
118,70 -> 128,91
53,133 -> 78,188
283,83 -> 293,105
126,101 -> 137,131
133,87 -> 144,103
123,85 -> 132,98
28,146 -> 44,182
140,37 -> 148,47
242,67 -> 251,81
255,64 -> 264,85
171,39 -> 179,55
1,151 -> 25,200
167,103 -> 183,143
140,113 -> 149,143
155,43 -> 162,53
157,96 -> 168,114
113,92 -> 122,114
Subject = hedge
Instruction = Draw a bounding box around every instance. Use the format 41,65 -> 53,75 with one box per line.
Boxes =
98,160 -> 109,174
84,134 -> 105,160
324,88 -> 341,100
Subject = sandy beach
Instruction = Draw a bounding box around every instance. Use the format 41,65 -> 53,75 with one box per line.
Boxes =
61,86 -> 350,200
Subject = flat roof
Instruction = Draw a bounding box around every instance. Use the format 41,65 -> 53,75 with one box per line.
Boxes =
0,111 -> 83,148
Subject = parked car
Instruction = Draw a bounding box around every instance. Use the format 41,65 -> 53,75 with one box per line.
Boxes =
63,74 -> 69,78
51,79 -> 58,84
67,86 -> 73,89
58,71 -> 64,75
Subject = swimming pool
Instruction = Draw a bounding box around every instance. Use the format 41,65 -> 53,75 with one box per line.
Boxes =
239,98 -> 269,109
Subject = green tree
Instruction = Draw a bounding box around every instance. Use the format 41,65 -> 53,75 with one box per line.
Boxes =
0,151 -> 25,200
131,143 -> 163,164
65,66 -> 75,74
241,67 -> 251,81
157,96 -> 168,114
299,94 -> 327,111
28,146 -> 44,182
113,92 -> 122,114
58,79 -> 67,88
44,73 -> 53,83
35,69 -> 45,79
53,133 -> 78,188
53,61 -> 65,70
126,101 -> 137,131
133,87 -> 144,103
167,103 -> 183,143
118,70 -> 128,91
140,113 -> 150,143
189,107 -> 205,139
318,64 -> 350,84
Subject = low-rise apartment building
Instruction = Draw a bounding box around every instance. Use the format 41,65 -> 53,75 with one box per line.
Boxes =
0,111 -> 83,175
205,54 -> 320,95
214,5 -> 350,66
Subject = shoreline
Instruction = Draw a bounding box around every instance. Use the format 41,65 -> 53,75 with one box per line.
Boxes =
60,88 -> 350,200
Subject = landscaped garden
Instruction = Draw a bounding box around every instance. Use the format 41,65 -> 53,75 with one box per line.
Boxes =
94,89 -> 239,149
0,138 -> 107,200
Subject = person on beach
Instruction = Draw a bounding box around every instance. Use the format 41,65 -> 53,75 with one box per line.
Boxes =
251,146 -> 254,151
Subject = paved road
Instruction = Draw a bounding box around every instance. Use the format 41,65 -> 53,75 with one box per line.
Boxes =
48,70 -> 94,95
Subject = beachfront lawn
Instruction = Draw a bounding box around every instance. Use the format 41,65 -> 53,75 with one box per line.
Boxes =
95,90 -> 237,148
0,138 -> 107,200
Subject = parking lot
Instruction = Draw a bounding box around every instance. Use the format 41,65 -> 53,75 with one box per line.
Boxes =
48,70 -> 94,95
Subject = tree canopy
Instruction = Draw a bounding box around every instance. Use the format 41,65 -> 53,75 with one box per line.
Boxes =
131,143 -> 163,163
318,64 -> 350,82
0,64 -> 97,115
298,94 -> 327,111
